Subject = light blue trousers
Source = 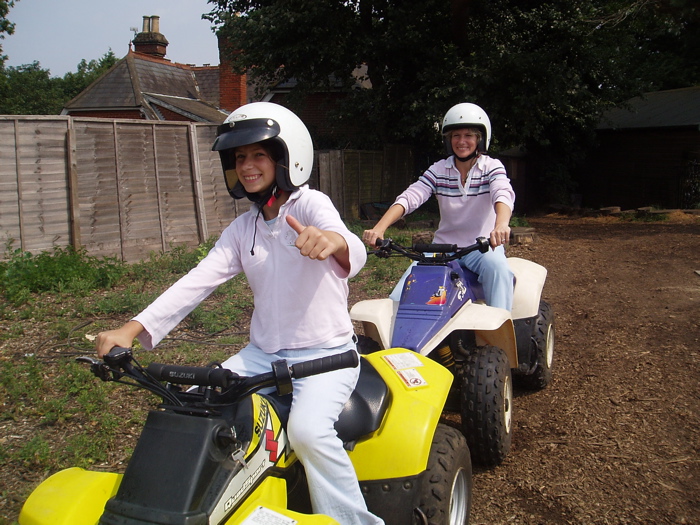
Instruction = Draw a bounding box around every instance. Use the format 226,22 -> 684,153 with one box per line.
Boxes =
220,341 -> 384,525
389,245 -> 514,311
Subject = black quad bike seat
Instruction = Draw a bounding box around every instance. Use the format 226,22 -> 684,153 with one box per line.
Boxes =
335,358 -> 389,445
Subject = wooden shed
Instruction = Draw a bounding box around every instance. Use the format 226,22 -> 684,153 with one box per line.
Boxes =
576,86 -> 700,210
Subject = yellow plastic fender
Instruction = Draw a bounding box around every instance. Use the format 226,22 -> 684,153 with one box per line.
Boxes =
348,349 -> 453,480
226,477 -> 339,524
19,467 -> 122,525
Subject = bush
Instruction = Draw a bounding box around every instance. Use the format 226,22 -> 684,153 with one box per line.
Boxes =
0,244 -> 125,305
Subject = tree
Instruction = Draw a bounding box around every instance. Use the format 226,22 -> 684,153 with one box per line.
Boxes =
0,0 -> 19,66
0,51 -> 117,115
60,50 -> 117,101
207,0 -> 699,203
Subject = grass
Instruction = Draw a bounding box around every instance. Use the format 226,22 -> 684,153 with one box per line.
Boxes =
0,237 -> 256,522
0,214 -> 496,522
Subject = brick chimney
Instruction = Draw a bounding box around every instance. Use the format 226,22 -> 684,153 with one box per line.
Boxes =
218,34 -> 247,112
133,16 -> 169,58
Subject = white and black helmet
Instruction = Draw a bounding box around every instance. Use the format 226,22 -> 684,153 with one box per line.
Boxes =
441,102 -> 492,157
212,102 -> 313,200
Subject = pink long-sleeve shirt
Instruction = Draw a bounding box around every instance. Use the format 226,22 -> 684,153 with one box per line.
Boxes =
134,186 -> 366,353
394,155 -> 515,246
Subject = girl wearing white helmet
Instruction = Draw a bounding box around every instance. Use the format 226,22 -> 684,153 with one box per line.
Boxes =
363,102 -> 516,311
95,102 -> 382,525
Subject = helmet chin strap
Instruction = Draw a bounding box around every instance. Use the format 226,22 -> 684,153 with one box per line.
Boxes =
455,150 -> 479,163
265,185 -> 281,208
249,184 -> 280,256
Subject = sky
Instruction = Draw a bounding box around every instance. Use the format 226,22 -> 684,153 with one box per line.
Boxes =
2,0 -> 221,77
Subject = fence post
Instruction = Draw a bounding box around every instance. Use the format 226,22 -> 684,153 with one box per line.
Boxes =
330,150 -> 344,217
189,123 -> 208,243
151,124 -> 167,253
13,119 -> 26,250
113,121 -> 126,261
66,117 -> 81,250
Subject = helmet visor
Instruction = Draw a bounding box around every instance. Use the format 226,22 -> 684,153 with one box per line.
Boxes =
212,118 -> 281,152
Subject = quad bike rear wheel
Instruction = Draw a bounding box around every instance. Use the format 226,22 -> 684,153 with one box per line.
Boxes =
519,300 -> 554,390
356,334 -> 381,355
414,424 -> 472,525
459,345 -> 512,467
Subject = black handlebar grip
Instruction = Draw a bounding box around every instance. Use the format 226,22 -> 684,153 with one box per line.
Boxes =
414,243 -> 458,253
290,350 -> 359,380
476,236 -> 490,253
146,363 -> 235,388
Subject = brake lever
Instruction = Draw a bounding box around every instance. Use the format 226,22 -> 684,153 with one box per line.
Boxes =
76,356 -> 101,366
76,355 -> 118,382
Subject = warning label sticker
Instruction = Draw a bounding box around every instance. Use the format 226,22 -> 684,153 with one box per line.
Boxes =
240,505 -> 297,525
382,352 -> 424,370
396,368 -> 428,388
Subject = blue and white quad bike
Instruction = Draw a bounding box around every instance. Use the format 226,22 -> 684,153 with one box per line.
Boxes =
351,237 -> 554,466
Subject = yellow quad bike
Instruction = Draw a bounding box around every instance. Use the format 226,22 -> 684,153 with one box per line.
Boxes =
351,238 -> 554,467
19,346 -> 472,525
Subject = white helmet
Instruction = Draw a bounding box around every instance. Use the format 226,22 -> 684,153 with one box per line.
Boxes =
212,102 -> 313,200
441,103 -> 492,156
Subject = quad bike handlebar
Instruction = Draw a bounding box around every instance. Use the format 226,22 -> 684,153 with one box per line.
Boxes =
77,347 -> 359,406
372,236 -> 490,263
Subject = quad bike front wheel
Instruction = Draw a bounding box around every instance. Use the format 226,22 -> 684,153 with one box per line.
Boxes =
459,345 -> 512,467
519,300 -> 555,390
414,424 -> 472,525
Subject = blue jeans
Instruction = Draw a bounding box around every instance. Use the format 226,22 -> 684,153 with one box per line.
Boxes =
220,342 -> 384,525
458,244 -> 513,311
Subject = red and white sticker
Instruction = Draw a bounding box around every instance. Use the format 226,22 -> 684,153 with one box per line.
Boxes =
396,368 -> 428,388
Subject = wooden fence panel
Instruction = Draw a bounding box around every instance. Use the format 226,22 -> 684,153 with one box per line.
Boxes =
13,119 -> 72,253
0,120 -> 21,247
151,125 -> 201,249
73,120 -> 122,259
116,122 -> 164,261
382,144 -> 414,201
317,150 -> 344,216
1,116 -> 413,260
193,124 -> 241,237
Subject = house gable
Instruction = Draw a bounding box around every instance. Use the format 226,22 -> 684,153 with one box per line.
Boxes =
61,15 -> 243,124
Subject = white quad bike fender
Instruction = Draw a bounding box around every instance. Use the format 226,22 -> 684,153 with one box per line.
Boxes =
351,257 -> 547,369
508,257 -> 548,320
350,298 -> 397,351
350,299 -> 518,368
421,303 -> 518,367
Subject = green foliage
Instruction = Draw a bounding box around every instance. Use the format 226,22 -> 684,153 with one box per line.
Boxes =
208,0 -> 700,204
509,215 -> 530,228
0,244 -> 125,305
0,50 -> 117,114
0,356 -> 128,470
0,236 -> 254,486
186,275 -> 252,333
130,237 -> 217,286
0,0 -> 18,65
619,210 -> 670,222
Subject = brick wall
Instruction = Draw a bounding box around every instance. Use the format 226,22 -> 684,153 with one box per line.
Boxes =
218,35 -> 247,112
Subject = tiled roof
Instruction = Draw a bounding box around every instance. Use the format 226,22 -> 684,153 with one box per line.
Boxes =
192,67 -> 221,106
144,93 -> 228,123
63,51 -> 226,123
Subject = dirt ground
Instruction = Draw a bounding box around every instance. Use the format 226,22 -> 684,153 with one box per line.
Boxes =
461,213 -> 700,525
2,212 -> 699,524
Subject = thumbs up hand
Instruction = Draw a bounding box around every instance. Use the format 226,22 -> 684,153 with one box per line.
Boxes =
286,214 -> 347,262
